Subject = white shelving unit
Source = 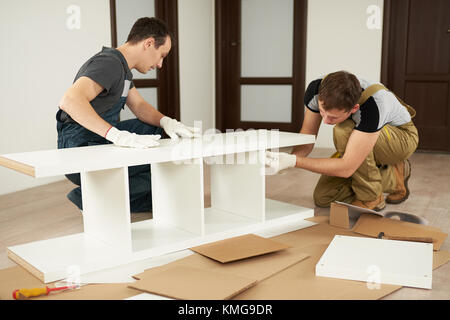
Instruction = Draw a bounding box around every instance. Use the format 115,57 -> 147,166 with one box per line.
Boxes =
1,130 -> 316,283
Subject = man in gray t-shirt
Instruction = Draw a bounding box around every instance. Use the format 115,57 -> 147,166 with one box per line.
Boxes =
56,17 -> 200,213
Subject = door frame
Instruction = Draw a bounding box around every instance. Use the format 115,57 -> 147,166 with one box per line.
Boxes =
215,0 -> 308,132
109,0 -> 180,120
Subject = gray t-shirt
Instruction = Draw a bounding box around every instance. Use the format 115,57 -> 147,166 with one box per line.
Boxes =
304,76 -> 411,132
58,47 -> 134,122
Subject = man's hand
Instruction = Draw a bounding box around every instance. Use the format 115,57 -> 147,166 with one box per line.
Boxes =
105,127 -> 160,148
160,116 -> 201,141
265,151 -> 297,175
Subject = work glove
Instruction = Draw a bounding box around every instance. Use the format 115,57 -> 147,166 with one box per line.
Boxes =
160,116 -> 201,141
105,127 -> 160,148
265,151 -> 297,175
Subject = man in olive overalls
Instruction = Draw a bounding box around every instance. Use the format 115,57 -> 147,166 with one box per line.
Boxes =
265,71 -> 418,211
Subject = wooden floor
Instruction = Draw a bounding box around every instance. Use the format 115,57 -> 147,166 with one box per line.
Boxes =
0,148 -> 449,299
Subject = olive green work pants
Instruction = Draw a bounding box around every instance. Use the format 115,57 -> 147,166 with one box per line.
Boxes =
313,119 -> 419,207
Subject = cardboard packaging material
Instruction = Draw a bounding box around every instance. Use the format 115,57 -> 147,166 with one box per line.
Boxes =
329,202 -> 447,251
134,248 -> 309,283
315,235 -> 433,289
353,214 -> 448,251
129,266 -> 257,300
329,201 -> 429,229
190,234 -> 290,263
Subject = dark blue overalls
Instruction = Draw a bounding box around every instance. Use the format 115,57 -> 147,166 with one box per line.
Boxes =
56,94 -> 163,213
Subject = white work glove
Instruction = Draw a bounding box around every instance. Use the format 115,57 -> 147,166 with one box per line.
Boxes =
265,151 -> 297,175
160,116 -> 201,141
105,127 -> 160,148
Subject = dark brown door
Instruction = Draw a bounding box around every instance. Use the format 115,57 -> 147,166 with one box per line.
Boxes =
382,0 -> 450,152
215,0 -> 307,132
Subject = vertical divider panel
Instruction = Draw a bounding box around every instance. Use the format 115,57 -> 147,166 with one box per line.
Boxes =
151,158 -> 205,236
81,167 -> 132,252
210,151 -> 265,222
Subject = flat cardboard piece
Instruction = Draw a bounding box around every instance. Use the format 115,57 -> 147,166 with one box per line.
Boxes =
330,201 -> 428,229
189,233 -> 290,263
129,266 -> 257,300
134,248 -> 309,282
352,214 -> 447,251
315,235 -> 433,289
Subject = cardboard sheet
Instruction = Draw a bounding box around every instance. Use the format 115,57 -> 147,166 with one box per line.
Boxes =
129,266 -> 257,300
189,234 -> 290,263
352,214 -> 448,251
134,248 -> 309,282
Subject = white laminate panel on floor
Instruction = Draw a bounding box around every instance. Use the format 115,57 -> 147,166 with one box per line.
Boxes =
315,235 -> 433,289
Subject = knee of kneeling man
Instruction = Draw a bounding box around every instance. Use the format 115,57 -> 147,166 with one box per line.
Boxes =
333,120 -> 354,152
313,188 -> 332,208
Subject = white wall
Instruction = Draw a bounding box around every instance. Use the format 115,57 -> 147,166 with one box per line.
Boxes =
177,0 -> 215,131
0,0 -> 382,195
0,0 -> 111,195
306,0 -> 384,148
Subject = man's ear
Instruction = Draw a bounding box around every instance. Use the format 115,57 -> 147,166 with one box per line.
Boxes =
143,37 -> 155,49
350,104 -> 360,114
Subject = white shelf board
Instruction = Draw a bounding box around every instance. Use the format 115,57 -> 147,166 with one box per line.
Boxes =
7,203 -> 316,283
7,233 -> 132,283
316,235 -> 433,289
0,131 -> 315,177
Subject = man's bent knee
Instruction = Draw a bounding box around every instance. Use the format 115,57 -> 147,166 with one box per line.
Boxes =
333,119 -> 355,154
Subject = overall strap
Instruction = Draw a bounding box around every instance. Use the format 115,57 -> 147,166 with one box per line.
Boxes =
357,84 -> 416,118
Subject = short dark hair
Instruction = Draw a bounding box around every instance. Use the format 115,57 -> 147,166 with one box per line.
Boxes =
318,71 -> 362,112
126,17 -> 171,48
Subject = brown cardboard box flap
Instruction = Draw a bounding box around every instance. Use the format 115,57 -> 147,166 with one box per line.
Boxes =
190,233 -> 290,263
129,266 -> 257,300
352,214 -> 448,251
134,248 -> 309,282
330,201 -> 429,229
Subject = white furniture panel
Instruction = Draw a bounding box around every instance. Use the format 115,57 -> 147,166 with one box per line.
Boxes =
0,131 -> 315,178
3,131 -> 317,283
81,167 -> 132,251
116,0 -> 157,79
151,159 -> 204,236
210,159 -> 265,222
241,0 -> 293,77
316,235 -> 433,289
241,85 -> 292,123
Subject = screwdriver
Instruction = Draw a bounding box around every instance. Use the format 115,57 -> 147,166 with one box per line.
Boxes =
12,284 -> 79,300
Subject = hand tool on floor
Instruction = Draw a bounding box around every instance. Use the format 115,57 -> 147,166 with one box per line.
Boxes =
12,284 -> 79,300
377,232 -> 434,243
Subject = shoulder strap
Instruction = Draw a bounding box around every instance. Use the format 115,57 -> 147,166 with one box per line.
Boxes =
358,84 -> 416,118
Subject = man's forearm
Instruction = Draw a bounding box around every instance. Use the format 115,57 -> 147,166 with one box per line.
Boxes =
60,94 -> 112,137
295,156 -> 353,178
132,101 -> 165,127
291,143 -> 314,158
